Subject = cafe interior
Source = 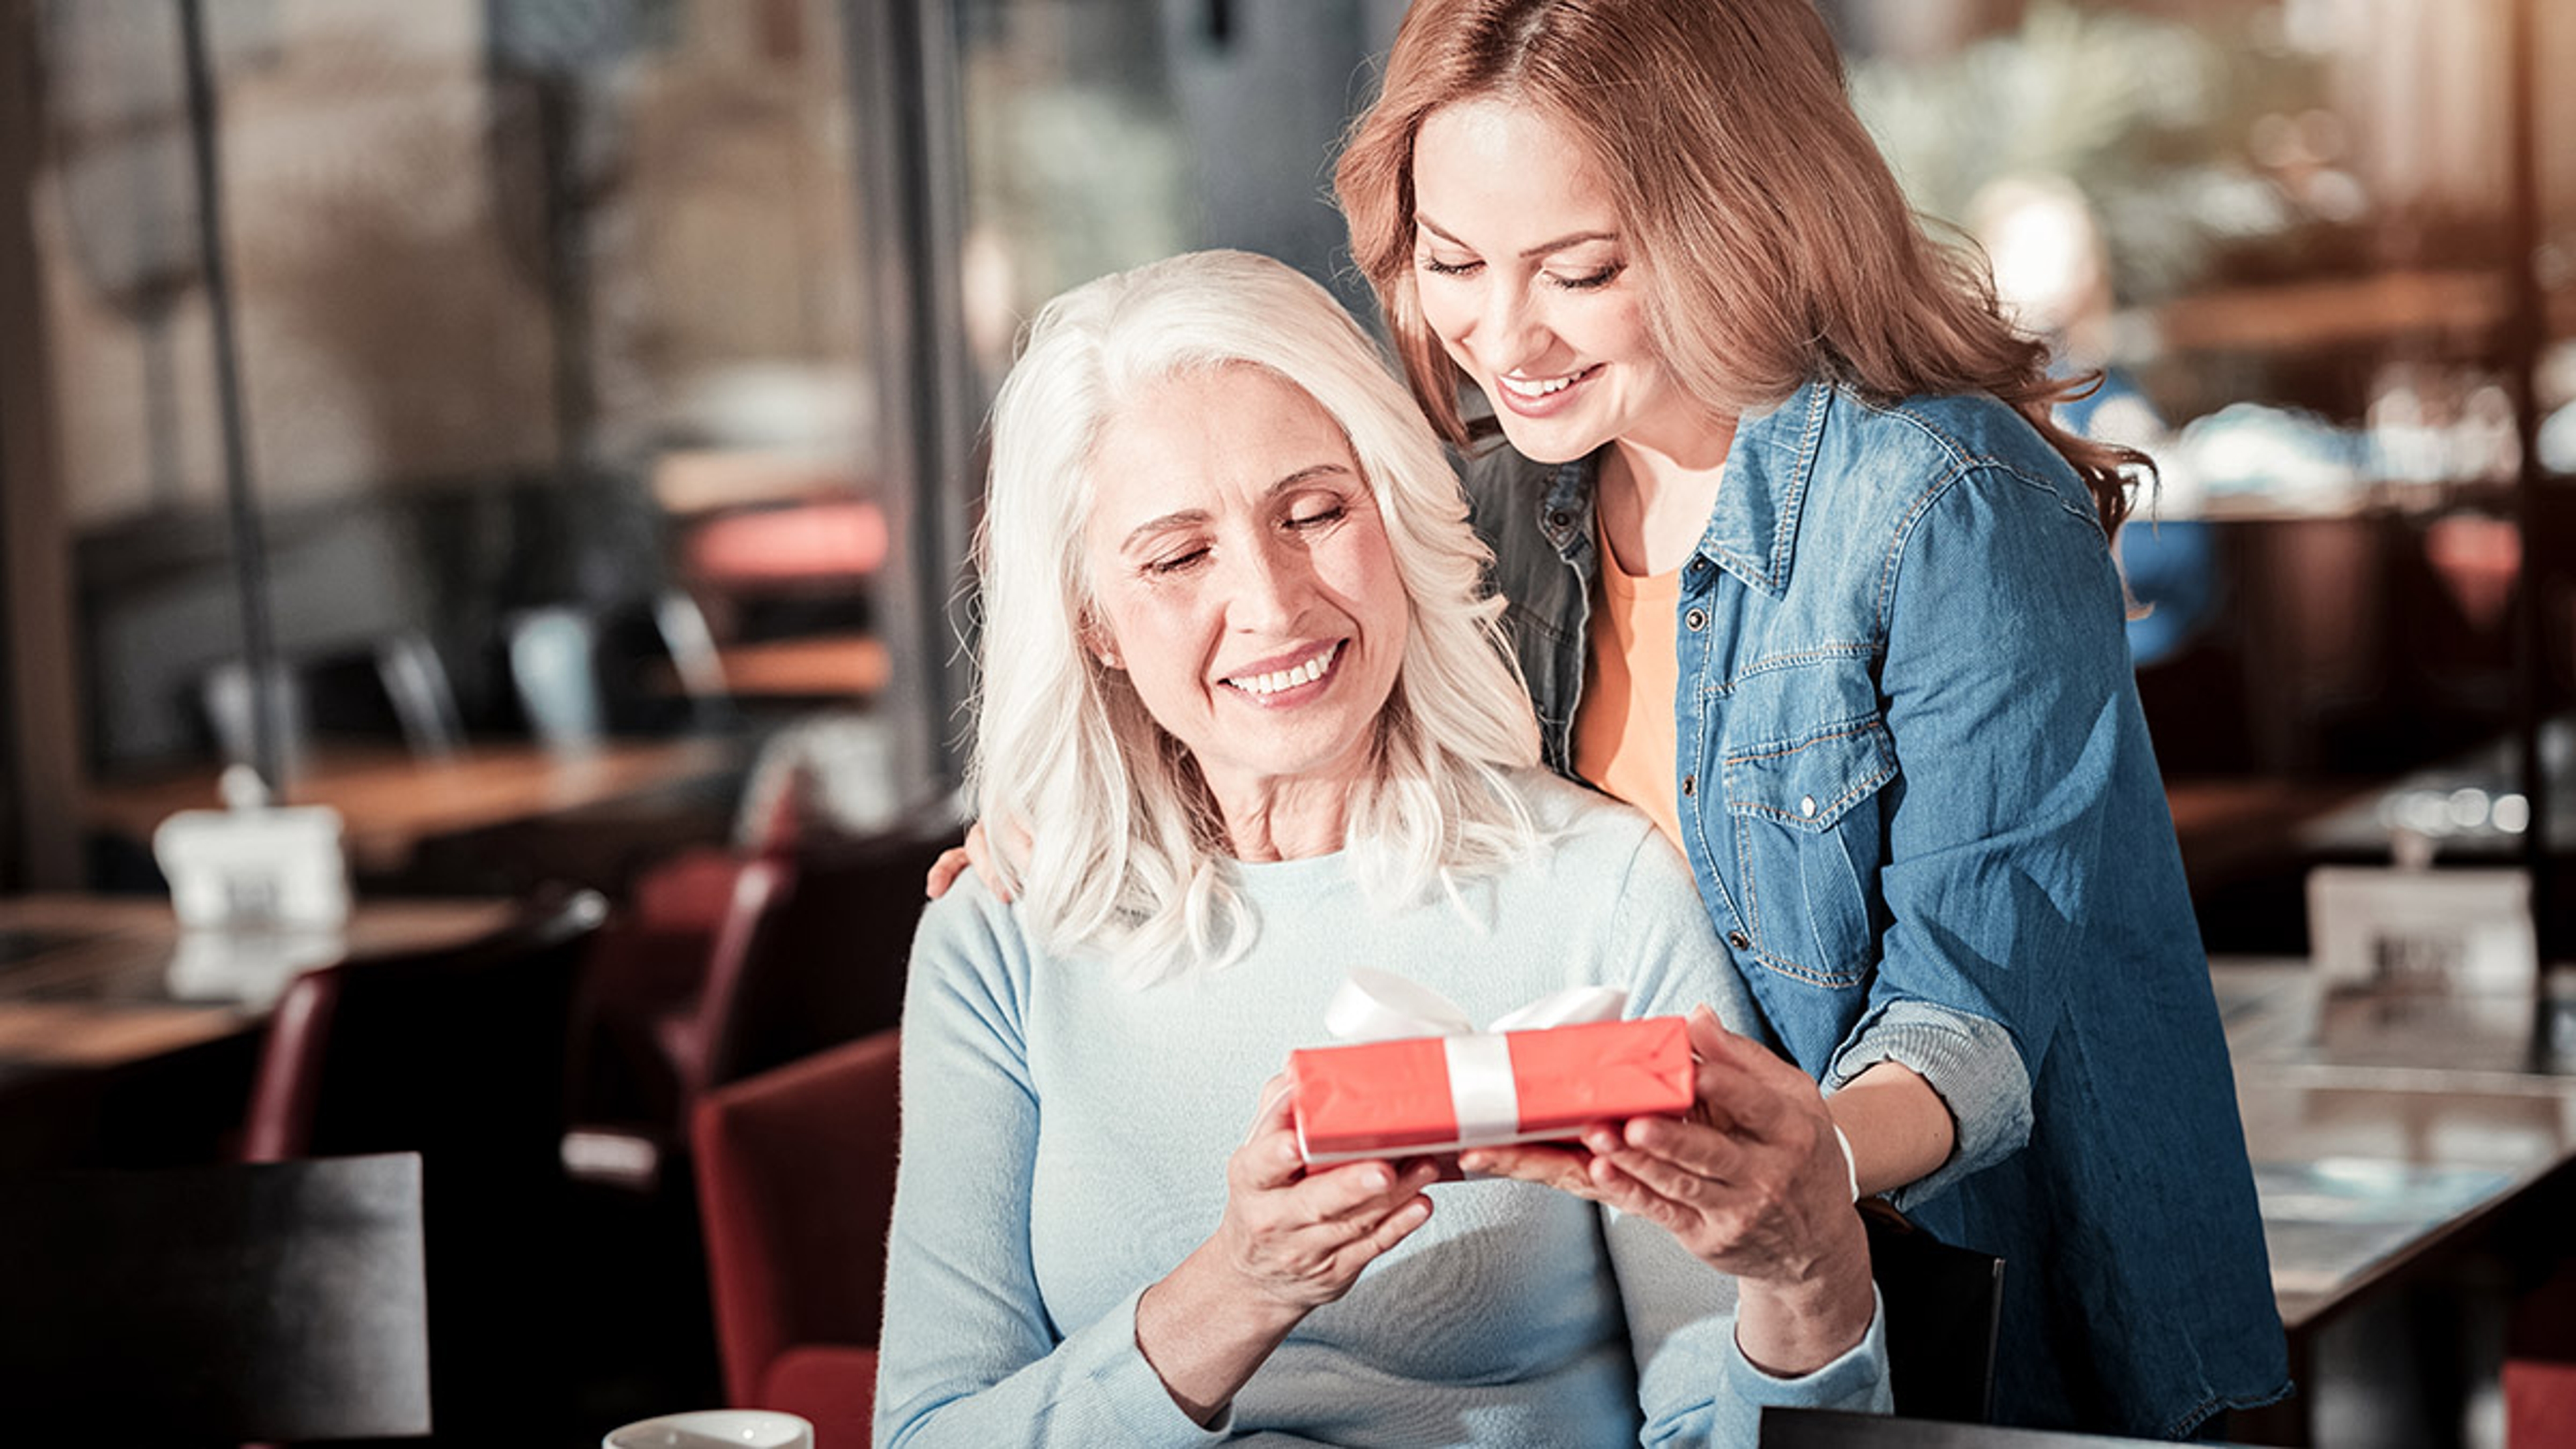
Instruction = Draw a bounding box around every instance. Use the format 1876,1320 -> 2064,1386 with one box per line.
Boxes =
0,0 -> 2569,1445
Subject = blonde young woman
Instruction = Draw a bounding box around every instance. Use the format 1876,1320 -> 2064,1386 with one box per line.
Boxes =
878,250 -> 1890,1448
1331,0 -> 2286,1437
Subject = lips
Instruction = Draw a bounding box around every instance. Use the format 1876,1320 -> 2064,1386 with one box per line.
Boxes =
1219,640 -> 1342,698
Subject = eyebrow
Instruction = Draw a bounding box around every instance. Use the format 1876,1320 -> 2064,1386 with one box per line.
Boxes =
1117,463 -> 1355,553
1414,212 -> 1620,259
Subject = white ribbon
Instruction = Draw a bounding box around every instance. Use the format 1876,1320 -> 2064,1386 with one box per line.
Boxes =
1322,967 -> 1629,1142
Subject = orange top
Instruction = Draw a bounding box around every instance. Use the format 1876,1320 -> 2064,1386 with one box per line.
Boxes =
1571,520 -> 1686,851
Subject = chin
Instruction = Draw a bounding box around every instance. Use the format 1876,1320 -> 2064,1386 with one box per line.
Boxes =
1490,416 -> 1603,468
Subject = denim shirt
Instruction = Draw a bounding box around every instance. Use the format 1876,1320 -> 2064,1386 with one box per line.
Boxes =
1466,380 -> 2289,1437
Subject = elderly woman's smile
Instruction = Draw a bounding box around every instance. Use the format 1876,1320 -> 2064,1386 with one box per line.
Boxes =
1084,363 -> 1409,850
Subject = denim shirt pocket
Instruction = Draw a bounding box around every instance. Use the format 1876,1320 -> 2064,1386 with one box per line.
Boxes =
1721,713 -> 1896,989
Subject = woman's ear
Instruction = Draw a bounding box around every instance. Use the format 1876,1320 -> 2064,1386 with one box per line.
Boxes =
1079,614 -> 1123,671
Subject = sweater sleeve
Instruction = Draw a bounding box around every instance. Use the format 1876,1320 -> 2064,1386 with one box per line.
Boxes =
873,884 -> 1230,1449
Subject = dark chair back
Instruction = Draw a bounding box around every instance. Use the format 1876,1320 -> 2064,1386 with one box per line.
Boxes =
244,885 -> 608,1165
1862,1199 -> 2006,1423
693,1029 -> 901,1448
242,887 -> 606,1444
1761,1409 -> 2174,1448
0,1152 -> 430,1443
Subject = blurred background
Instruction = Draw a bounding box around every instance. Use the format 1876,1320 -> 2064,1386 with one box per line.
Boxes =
0,2 -> 2569,1446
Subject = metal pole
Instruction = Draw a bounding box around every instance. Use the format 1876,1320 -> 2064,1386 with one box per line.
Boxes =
843,0 -> 975,796
176,0 -> 283,796
2501,0 -> 2553,1061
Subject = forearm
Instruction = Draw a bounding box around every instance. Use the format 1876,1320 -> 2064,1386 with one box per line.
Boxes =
1133,1242 -> 1305,1426
1826,1061 -> 1955,1198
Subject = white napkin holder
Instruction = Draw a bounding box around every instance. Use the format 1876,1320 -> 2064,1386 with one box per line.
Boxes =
153,765 -> 352,930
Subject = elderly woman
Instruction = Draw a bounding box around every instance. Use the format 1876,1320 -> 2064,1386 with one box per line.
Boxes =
875,250 -> 1887,1448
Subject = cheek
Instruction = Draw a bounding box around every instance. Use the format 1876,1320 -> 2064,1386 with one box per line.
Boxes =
1322,533 -> 1409,644
1413,280 -> 1477,352
1595,299 -> 1656,368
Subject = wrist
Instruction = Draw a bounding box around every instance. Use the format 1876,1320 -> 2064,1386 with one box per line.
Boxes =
1732,1211 -> 1874,1377
1136,1243 -> 1304,1425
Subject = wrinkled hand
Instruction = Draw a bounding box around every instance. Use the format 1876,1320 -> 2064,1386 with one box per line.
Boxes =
1458,1004 -> 1856,1287
924,819 -> 1019,901
1214,1075 -> 1442,1312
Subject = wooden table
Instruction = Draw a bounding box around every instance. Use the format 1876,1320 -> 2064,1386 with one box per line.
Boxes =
0,894 -> 511,1071
2214,959 -> 2576,1443
0,894 -> 516,1170
82,737 -> 742,875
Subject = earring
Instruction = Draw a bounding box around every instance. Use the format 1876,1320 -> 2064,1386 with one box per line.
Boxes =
1096,651 -> 1122,670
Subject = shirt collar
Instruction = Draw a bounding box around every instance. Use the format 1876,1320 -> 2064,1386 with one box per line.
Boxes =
1529,379 -> 1832,598
1692,379 -> 1831,598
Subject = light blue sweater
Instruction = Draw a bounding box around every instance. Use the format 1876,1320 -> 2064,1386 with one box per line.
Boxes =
875,769 -> 1890,1447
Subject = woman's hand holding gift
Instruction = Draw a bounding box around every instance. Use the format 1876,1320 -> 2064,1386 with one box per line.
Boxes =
1459,1005 -> 1875,1376
1136,1075 -> 1442,1424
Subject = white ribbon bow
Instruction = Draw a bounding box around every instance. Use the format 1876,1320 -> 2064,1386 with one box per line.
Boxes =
1322,967 -> 1630,1143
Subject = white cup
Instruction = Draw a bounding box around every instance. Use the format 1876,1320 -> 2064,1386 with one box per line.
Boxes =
602,1408 -> 815,1449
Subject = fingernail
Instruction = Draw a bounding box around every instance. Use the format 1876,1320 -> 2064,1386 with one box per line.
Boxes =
1362,1169 -> 1389,1191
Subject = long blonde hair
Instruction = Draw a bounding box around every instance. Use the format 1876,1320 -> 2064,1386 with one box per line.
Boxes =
1335,0 -> 2143,537
971,250 -> 1542,986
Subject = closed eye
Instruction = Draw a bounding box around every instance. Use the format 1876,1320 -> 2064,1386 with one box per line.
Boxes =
1549,262 -> 1624,291
1146,547 -> 1209,576
1419,254 -> 1482,278
1287,503 -> 1346,531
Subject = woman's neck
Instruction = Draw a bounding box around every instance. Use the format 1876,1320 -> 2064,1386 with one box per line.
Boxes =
1211,776 -> 1352,863
1598,415 -> 1737,577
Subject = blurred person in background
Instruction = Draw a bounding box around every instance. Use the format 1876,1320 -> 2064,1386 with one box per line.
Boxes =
1968,171 -> 2216,669
877,250 -> 1889,1447
1333,0 -> 2286,1436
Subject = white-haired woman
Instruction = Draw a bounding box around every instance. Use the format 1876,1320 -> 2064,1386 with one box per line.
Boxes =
876,250 -> 1886,1448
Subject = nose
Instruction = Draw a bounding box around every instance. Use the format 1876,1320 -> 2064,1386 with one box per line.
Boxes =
1223,533 -> 1311,635
1477,276 -> 1554,375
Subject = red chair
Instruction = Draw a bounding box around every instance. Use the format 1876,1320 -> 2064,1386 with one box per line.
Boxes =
693,1030 -> 901,1449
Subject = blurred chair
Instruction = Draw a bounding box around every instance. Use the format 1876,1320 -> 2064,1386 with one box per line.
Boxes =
1859,1199 -> 2005,1424
0,1152 -> 430,1443
655,855 -> 799,1116
203,630 -> 466,774
2508,1258 -> 2576,1449
371,629 -> 466,756
1760,1409 -> 2171,1448
243,884 -> 607,1163
694,1029 -> 901,1449
242,885 -> 608,1444
508,590 -> 737,752
571,796 -> 958,1168
507,604 -> 608,751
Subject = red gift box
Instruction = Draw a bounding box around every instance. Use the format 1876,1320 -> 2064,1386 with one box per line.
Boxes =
1289,1016 -> 1695,1165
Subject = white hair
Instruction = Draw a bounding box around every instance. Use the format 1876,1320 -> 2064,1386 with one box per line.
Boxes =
969,249 -> 1543,986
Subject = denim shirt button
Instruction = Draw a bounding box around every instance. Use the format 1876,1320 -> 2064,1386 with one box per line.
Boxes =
1727,930 -> 1751,951
1680,773 -> 1697,798
1799,794 -> 1819,818
1685,607 -> 1708,631
1548,510 -> 1572,531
